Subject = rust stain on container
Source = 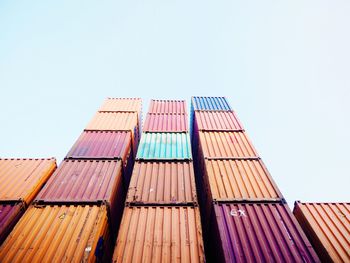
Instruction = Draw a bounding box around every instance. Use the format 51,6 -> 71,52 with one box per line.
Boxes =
197,132 -> 258,159
0,158 -> 56,204
209,203 -> 320,263
0,203 -> 25,245
66,131 -> 132,160
85,112 -> 139,132
194,111 -> 243,131
113,206 -> 205,263
126,161 -> 197,205
143,113 -> 188,132
99,98 -> 142,112
0,204 -> 112,262
148,99 -> 187,114
293,202 -> 350,262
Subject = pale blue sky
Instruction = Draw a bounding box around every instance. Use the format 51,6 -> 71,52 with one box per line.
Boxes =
1,1 -> 349,206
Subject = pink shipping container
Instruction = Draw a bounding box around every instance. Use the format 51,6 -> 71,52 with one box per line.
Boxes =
0,203 -> 25,245
209,203 -> 320,263
143,113 -> 188,132
148,100 -> 187,114
193,111 -> 243,131
99,98 -> 142,113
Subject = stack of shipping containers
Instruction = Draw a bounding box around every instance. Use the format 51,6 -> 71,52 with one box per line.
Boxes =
0,158 -> 56,244
0,98 -> 141,262
191,96 -> 320,262
112,99 -> 205,262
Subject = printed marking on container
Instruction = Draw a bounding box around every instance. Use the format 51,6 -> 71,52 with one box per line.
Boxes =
230,209 -> 246,217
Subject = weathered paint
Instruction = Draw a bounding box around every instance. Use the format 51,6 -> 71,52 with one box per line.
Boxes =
194,111 -> 243,131
143,113 -> 188,132
99,98 -> 142,112
197,131 -> 258,159
293,202 -> 350,262
148,100 -> 187,114
209,203 -> 320,263
136,132 -> 192,160
0,205 -> 112,263
112,206 -> 205,263
0,203 -> 25,245
191,97 -> 232,111
126,161 -> 197,205
0,158 -> 56,204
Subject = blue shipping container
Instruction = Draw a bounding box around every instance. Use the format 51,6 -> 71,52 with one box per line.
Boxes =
191,97 -> 232,111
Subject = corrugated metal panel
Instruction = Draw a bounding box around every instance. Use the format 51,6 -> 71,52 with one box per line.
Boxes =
197,132 -> 258,159
194,111 -> 243,131
66,131 -> 132,160
204,159 -> 283,201
192,97 -> 232,111
85,112 -> 139,132
126,161 -> 197,205
210,203 -> 320,263
0,203 -> 25,245
112,206 -> 205,263
293,202 -> 350,262
136,133 -> 192,160
0,158 -> 57,204
35,160 -> 123,203
143,113 -> 188,132
0,204 -> 111,262
99,98 -> 142,112
148,100 -> 187,114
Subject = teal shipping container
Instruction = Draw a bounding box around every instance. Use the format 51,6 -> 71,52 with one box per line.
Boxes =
136,132 -> 192,160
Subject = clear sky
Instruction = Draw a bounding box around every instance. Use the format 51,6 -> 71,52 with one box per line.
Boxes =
1,1 -> 349,207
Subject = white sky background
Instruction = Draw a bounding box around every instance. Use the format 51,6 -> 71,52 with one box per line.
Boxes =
0,1 -> 349,207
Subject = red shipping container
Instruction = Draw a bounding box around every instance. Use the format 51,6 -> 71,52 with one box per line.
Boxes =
148,100 -> 187,114
143,113 -> 188,132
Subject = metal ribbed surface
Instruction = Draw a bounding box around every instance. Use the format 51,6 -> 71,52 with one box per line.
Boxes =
204,159 -> 282,201
112,206 -> 205,263
194,111 -> 243,131
0,205 -> 111,262
0,203 -> 25,245
99,98 -> 142,112
197,132 -> 258,158
126,161 -> 197,205
211,203 -> 320,263
0,159 -> 57,204
293,202 -> 350,262
85,112 -> 138,132
143,113 -> 188,132
148,100 -> 187,114
192,97 -> 232,111
35,160 -> 123,204
136,133 -> 192,160
66,131 -> 132,160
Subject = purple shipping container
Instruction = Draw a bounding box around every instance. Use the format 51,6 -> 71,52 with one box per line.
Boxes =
209,203 -> 320,263
0,203 -> 25,245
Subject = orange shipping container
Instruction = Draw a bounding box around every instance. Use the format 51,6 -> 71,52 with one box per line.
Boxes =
126,161 -> 197,205
194,111 -> 243,131
113,206 -> 205,263
0,158 -> 56,204
0,204 -> 112,263
293,202 -> 350,262
99,98 -> 142,112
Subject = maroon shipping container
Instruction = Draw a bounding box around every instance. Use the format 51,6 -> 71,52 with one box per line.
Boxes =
143,113 -> 188,132
0,203 -> 25,245
208,203 -> 320,263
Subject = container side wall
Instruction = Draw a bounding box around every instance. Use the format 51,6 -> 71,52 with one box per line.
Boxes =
192,97 -> 232,111
0,203 -> 25,245
148,100 -> 187,114
143,113 -> 188,132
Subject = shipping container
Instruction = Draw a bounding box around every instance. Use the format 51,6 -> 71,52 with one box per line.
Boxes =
148,100 -> 187,114
293,202 -> 350,262
126,161 -> 197,205
143,113 -> 188,132
209,203 -> 320,263
136,132 -> 192,160
112,206 -> 205,263
0,203 -> 25,245
0,204 -> 112,262
99,98 -> 142,113
196,131 -> 258,159
193,111 -> 243,131
0,158 -> 56,204
66,131 -> 132,161
191,96 -> 232,111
